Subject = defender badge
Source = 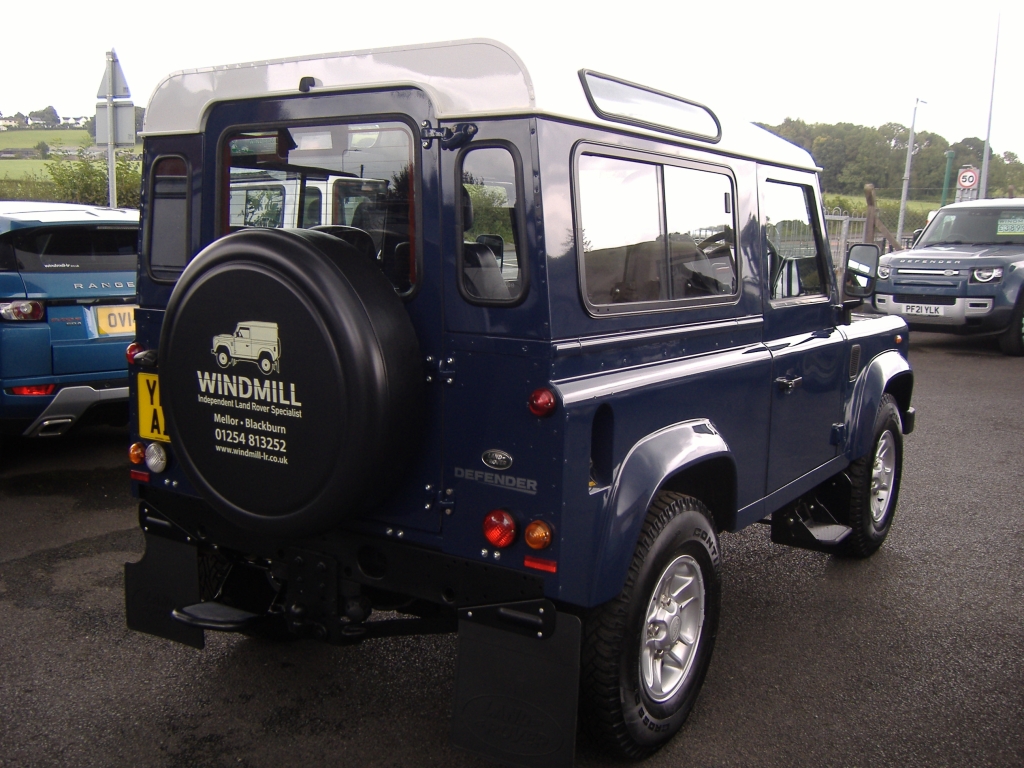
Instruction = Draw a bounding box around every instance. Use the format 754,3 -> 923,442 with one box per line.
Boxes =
481,449 -> 513,471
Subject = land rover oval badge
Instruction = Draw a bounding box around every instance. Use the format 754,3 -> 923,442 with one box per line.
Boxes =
482,449 -> 513,471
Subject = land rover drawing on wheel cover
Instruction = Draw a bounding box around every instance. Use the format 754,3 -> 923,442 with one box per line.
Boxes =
211,321 -> 281,374
125,40 -> 915,767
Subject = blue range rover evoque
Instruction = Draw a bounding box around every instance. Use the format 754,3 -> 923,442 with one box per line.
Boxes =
0,202 -> 138,449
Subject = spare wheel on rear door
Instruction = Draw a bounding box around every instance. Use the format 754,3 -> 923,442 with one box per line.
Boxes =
159,228 -> 423,536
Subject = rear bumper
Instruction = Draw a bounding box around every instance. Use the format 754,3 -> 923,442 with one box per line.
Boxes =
22,384 -> 128,436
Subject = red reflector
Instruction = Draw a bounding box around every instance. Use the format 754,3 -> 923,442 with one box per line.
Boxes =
524,555 -> 557,573
11,384 -> 56,396
130,469 -> 150,482
483,509 -> 517,548
528,387 -> 557,417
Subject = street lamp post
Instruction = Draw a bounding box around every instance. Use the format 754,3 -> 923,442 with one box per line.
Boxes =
979,16 -> 1000,199
897,98 -> 925,246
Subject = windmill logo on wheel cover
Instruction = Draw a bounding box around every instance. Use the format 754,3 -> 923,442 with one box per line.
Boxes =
210,321 -> 281,375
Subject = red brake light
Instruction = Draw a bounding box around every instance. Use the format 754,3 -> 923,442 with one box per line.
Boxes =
11,384 -> 56,396
528,387 -> 557,417
0,300 -> 44,321
126,342 -> 144,364
483,509 -> 517,548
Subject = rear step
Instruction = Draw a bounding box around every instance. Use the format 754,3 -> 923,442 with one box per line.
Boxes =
172,602 -> 261,631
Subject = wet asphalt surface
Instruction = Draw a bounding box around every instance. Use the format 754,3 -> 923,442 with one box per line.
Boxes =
0,332 -> 1022,768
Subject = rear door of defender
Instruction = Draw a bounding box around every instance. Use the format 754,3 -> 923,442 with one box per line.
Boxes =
139,88 -> 447,534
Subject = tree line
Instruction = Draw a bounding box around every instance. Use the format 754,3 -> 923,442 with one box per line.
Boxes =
759,118 -> 1024,201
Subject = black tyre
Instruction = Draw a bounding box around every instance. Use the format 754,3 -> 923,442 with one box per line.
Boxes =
844,393 -> 903,557
998,297 -> 1024,356
214,348 -> 231,368
160,228 -> 423,537
580,492 -> 721,759
257,352 -> 274,375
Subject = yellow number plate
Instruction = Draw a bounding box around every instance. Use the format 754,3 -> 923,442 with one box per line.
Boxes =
137,372 -> 170,442
96,305 -> 138,335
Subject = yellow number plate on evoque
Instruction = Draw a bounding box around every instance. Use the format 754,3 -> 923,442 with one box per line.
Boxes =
137,373 -> 170,442
96,305 -> 138,335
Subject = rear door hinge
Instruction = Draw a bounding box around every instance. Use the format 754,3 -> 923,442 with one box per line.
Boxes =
426,354 -> 456,385
419,120 -> 477,150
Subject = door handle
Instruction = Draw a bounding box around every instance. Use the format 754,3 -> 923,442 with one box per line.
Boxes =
775,376 -> 803,393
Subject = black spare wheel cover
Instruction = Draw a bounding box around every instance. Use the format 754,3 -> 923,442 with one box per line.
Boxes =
160,228 -> 423,536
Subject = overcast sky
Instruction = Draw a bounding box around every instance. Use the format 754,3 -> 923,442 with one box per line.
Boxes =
3,0 -> 1019,159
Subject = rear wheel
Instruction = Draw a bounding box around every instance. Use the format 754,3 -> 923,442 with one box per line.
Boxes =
257,352 -> 274,375
998,297 -> 1024,356
580,492 -> 721,759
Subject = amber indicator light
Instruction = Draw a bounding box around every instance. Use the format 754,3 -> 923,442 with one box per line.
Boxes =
524,520 -> 553,550
129,442 -> 146,464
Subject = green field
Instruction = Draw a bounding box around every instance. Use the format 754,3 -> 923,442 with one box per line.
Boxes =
0,159 -> 51,179
823,193 -> 939,216
0,129 -> 92,150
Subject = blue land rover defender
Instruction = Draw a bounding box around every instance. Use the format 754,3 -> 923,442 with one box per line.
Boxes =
125,40 -> 915,766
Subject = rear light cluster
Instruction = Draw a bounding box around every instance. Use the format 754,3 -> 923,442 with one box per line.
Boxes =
0,300 -> 45,321
481,510 -> 556,571
125,342 -> 144,364
130,441 -> 168,477
528,387 -> 557,417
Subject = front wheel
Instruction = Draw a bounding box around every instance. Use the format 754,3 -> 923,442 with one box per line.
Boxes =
215,348 -> 232,368
998,297 -> 1024,356
844,393 -> 903,557
580,492 -> 721,759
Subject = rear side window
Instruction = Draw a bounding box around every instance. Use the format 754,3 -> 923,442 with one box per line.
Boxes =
761,180 -> 829,300
458,146 -> 525,303
576,152 -> 737,312
147,156 -> 190,277
10,226 -> 137,272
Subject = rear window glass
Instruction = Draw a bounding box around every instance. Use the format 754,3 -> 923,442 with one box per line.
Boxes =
10,226 -> 138,272
224,121 -> 417,293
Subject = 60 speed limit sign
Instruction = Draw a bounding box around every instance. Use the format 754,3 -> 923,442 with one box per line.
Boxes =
958,169 -> 979,189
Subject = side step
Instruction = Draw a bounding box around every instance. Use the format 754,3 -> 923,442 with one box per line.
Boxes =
172,601 -> 261,631
771,473 -> 853,554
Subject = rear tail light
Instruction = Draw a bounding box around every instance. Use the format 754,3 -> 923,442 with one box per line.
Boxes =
10,384 -> 56,396
483,509 -> 517,548
528,387 -> 557,417
130,469 -> 150,483
0,300 -> 45,321
126,342 -> 144,364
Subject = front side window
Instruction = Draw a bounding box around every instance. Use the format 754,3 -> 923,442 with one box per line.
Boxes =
458,146 -> 524,303
577,152 -> 737,311
223,121 -> 417,292
761,181 -> 829,301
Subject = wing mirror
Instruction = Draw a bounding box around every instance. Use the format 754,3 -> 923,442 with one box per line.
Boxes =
844,243 -> 880,298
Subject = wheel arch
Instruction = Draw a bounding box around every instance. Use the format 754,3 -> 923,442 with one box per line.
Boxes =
588,419 -> 735,606
846,349 -> 913,463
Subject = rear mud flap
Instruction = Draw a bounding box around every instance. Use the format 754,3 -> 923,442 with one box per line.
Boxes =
125,532 -> 204,649
452,600 -> 581,768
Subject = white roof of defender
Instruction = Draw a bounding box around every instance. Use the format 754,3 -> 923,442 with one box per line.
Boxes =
144,38 -> 817,171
